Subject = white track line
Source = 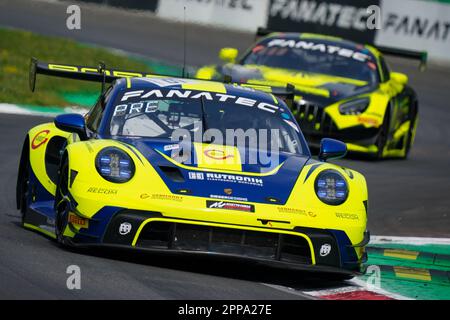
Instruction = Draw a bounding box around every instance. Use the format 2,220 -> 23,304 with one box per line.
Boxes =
370,235 -> 450,246
0,103 -> 88,117
348,278 -> 413,300
260,283 -> 317,299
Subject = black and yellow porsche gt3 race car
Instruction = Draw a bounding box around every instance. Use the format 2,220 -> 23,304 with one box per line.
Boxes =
16,60 -> 369,278
17,60 -> 369,277
196,28 -> 427,159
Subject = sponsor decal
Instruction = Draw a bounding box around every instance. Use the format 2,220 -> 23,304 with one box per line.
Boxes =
163,144 -> 180,152
204,149 -> 234,160
277,207 -> 308,216
119,222 -> 132,235
151,194 -> 183,202
206,172 -> 263,186
320,243 -> 332,257
188,171 -> 264,187
207,200 -> 255,212
336,212 -> 359,220
117,89 -> 279,114
68,213 -> 89,228
48,64 -> 150,78
210,194 -> 248,202
308,211 -> 317,218
188,172 -> 205,180
87,187 -> 118,195
357,116 -> 379,126
224,188 -> 233,195
31,129 -> 50,149
267,38 -> 372,62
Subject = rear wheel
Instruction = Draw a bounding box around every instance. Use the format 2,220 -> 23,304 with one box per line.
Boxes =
54,157 -> 70,246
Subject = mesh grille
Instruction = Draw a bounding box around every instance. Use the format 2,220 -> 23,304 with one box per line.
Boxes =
136,221 -> 312,265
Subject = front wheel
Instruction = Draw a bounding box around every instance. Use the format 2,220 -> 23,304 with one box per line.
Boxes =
375,110 -> 390,160
16,139 -> 31,225
54,156 -> 70,246
402,103 -> 418,159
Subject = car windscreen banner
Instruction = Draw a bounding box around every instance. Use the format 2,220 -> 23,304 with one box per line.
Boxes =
267,0 -> 380,44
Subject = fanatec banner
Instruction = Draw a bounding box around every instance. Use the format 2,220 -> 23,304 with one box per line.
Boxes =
267,0 -> 381,44
157,0 -> 270,32
374,0 -> 450,62
67,0 -> 450,62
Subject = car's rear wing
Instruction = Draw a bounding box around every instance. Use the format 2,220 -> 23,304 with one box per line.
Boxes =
222,74 -> 295,108
243,83 -> 295,108
255,27 -> 276,40
375,46 -> 427,71
29,58 -> 156,92
29,58 -> 295,107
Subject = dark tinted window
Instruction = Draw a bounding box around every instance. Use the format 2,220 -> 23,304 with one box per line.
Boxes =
108,88 -> 307,155
241,37 -> 379,84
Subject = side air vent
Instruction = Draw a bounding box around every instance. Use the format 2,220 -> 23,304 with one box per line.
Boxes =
159,166 -> 185,182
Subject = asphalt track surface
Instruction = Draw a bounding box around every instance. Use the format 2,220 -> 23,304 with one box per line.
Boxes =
0,0 -> 449,299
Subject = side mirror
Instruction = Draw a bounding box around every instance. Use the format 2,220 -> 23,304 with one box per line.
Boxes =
219,48 -> 238,63
318,138 -> 347,161
54,113 -> 88,140
390,72 -> 408,85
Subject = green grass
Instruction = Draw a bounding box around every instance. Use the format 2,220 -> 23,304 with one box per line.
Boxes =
0,28 -> 154,107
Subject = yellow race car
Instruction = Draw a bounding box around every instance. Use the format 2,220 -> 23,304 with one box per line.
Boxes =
16,59 -> 369,278
196,28 -> 427,159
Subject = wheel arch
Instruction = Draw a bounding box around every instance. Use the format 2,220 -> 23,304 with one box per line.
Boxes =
16,135 -> 30,210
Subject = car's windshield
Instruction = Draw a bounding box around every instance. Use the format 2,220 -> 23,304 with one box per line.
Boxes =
108,88 -> 306,155
241,37 -> 378,84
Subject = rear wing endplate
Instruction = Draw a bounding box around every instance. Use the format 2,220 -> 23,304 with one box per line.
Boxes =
375,46 -> 427,71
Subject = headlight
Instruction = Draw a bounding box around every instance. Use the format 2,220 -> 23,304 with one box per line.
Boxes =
95,147 -> 135,183
338,98 -> 370,115
315,170 -> 348,205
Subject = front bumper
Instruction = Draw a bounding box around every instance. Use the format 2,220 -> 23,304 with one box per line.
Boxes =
69,209 -> 369,275
294,101 -> 380,151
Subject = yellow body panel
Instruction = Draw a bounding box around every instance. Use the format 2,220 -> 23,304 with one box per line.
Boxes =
27,123 -> 72,195
60,139 -> 367,259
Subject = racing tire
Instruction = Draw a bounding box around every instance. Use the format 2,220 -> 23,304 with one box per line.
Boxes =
402,103 -> 418,159
374,108 -> 390,160
54,156 -> 70,246
16,138 -> 30,226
